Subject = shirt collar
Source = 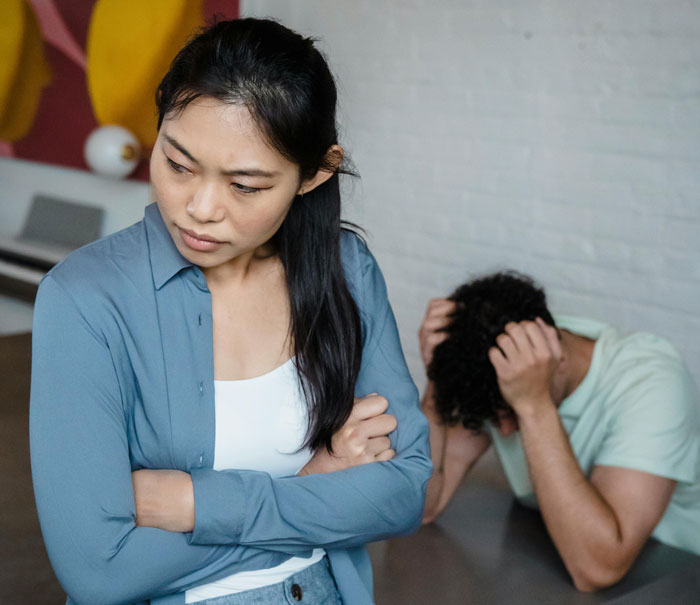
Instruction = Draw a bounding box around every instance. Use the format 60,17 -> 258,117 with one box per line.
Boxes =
144,202 -> 194,289
556,316 -> 609,419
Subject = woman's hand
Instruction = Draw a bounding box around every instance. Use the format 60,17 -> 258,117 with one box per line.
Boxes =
418,298 -> 456,370
298,394 -> 397,475
132,469 -> 195,532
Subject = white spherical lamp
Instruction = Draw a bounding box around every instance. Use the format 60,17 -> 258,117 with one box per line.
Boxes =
84,125 -> 141,178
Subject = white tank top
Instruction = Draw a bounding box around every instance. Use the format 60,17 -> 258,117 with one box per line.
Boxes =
185,358 -> 325,603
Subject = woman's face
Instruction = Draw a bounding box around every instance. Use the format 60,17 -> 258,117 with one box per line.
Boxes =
150,97 -> 304,275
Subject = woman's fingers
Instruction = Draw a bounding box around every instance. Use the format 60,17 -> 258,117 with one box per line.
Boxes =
367,436 -> 391,456
365,413 -> 397,438
352,393 -> 389,420
374,448 -> 396,462
326,393 -> 398,470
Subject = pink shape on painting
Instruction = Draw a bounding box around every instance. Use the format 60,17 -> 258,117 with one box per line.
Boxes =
0,141 -> 15,157
29,0 -> 87,70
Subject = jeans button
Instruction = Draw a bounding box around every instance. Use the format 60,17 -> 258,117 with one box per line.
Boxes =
291,583 -> 303,601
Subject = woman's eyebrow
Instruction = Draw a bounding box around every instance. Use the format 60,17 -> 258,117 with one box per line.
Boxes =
163,134 -> 279,178
164,134 -> 198,164
220,167 -> 279,178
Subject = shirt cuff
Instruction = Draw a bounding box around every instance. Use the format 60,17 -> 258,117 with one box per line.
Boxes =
189,468 -> 245,545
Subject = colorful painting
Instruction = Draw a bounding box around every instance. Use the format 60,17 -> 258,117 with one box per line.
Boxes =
0,0 -> 239,181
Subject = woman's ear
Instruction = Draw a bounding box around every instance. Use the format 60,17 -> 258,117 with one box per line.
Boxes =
297,145 -> 344,195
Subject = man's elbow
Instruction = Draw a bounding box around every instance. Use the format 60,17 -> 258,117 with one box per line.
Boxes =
421,492 -> 445,525
569,560 -> 630,592
421,508 -> 442,526
422,508 -> 437,525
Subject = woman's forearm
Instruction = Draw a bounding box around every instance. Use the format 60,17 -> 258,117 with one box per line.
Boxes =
133,469 -> 195,532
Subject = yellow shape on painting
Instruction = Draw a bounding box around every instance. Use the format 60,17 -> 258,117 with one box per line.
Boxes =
87,0 -> 203,148
0,0 -> 52,142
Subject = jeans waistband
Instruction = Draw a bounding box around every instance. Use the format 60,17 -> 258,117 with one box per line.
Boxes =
188,556 -> 342,605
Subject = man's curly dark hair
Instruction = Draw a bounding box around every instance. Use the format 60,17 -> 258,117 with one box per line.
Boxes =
428,271 -> 556,431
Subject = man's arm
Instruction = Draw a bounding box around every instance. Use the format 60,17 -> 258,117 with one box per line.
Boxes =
422,381 -> 490,523
418,298 -> 491,523
490,318 -> 676,591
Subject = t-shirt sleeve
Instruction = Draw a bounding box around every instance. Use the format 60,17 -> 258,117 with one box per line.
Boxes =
594,360 -> 700,484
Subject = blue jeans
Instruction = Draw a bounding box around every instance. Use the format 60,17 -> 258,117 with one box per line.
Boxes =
189,557 -> 342,604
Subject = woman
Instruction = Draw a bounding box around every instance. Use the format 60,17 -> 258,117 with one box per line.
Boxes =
30,18 -> 431,605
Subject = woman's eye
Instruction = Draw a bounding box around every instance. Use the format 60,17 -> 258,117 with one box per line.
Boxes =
166,158 -> 187,174
233,183 -> 261,194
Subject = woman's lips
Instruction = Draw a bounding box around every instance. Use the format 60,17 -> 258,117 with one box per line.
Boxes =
178,226 -> 225,252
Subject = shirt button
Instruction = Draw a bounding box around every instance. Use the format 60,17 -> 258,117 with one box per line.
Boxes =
199,381 -> 204,394
198,454 -> 203,464
198,313 -> 202,326
291,584 -> 303,601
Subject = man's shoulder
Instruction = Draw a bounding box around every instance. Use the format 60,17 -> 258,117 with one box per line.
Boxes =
597,329 -> 698,420
557,314 -> 684,371
604,327 -> 686,380
555,314 -> 609,340
556,314 -> 696,415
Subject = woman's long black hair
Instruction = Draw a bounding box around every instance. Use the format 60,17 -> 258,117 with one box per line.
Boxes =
155,18 -> 363,452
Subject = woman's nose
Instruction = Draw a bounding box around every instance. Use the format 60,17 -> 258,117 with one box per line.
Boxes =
186,182 -> 225,223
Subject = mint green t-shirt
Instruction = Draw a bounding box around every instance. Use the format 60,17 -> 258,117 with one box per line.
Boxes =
488,315 -> 700,555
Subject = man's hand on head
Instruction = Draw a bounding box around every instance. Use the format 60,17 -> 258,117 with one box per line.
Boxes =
488,317 -> 562,418
418,298 -> 457,371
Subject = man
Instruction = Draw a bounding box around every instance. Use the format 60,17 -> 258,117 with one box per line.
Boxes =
420,271 -> 700,591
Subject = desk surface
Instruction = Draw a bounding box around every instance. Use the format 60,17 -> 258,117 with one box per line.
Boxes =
368,474 -> 700,604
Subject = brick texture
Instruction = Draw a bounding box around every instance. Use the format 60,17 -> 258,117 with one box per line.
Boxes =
244,0 -> 700,391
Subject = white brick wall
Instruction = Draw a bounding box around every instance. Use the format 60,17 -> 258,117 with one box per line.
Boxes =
243,1 -> 700,391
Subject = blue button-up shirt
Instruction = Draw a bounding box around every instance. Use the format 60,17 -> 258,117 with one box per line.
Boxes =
30,203 -> 431,604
